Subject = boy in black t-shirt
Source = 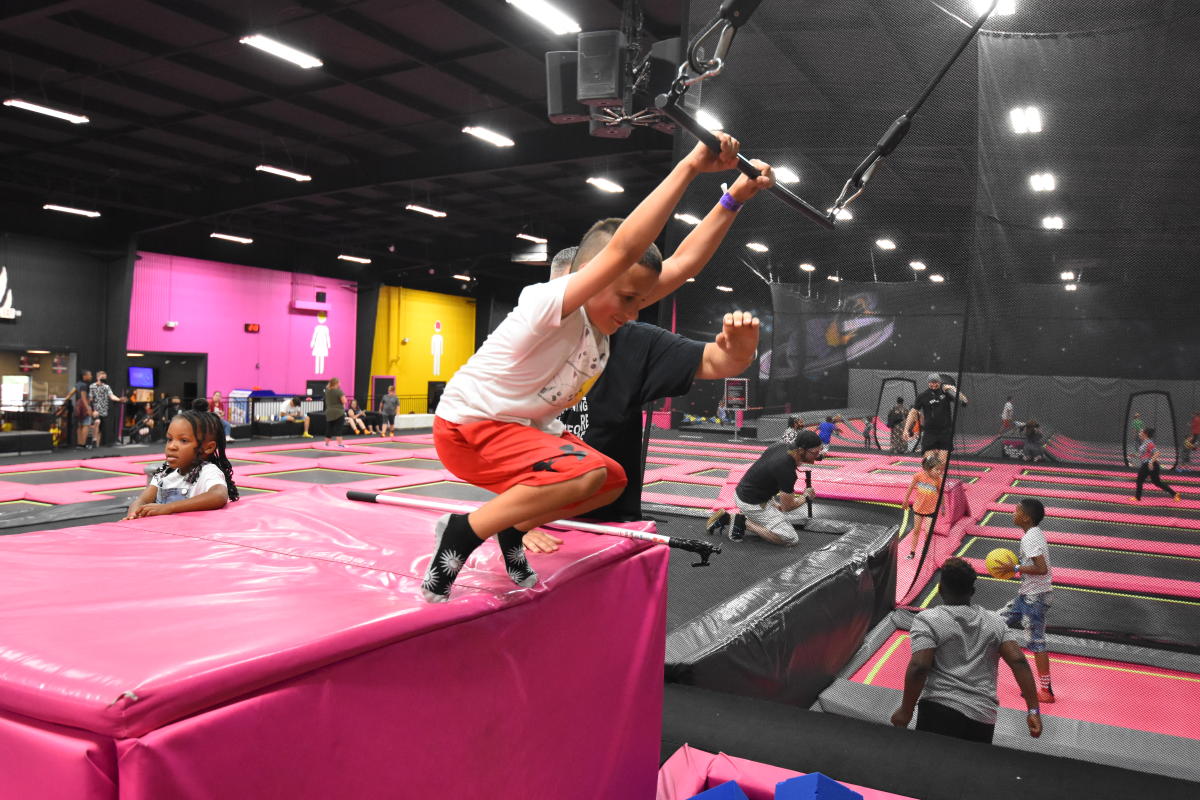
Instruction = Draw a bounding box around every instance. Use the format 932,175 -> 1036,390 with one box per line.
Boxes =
707,431 -> 824,545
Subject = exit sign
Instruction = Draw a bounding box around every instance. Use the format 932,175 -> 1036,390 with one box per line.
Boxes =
244,323 -> 261,333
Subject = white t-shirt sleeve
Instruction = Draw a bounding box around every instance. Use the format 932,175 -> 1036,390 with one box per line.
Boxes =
194,462 -> 227,497
908,612 -> 938,652
519,277 -> 568,331
1021,528 -> 1047,563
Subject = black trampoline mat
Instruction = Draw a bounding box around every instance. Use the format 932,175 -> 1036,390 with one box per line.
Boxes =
368,458 -> 445,470
235,487 -> 274,495
386,481 -> 495,502
256,448 -> 337,459
644,480 -> 722,500
917,574 -> 1200,650
228,458 -> 263,466
645,460 -> 674,468
958,535 -> 1200,584
1021,468 -> 1138,483
980,511 -> 1200,547
1012,477 -> 1200,501
0,467 -> 128,484
369,441 -> 435,450
996,492 -> 1200,520
0,500 -> 52,519
665,517 -> 835,633
258,468 -> 386,484
693,468 -> 730,478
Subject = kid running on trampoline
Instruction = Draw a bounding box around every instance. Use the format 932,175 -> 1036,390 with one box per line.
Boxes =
424,134 -> 755,602
125,411 -> 239,518
901,452 -> 944,559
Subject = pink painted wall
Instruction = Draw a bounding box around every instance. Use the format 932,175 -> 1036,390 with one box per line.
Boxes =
128,252 -> 357,396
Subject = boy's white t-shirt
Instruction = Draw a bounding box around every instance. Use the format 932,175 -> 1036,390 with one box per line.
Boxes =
435,277 -> 609,435
1018,525 -> 1053,595
151,462 -> 226,505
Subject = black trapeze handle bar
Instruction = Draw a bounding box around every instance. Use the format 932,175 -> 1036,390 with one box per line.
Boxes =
656,91 -> 834,230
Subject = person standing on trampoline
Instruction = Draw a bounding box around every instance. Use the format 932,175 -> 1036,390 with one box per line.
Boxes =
900,452 -> 944,559
1000,498 -> 1056,704
706,430 -> 824,545
423,134 -> 749,602
891,557 -> 1042,743
1131,427 -> 1180,502
904,374 -> 967,461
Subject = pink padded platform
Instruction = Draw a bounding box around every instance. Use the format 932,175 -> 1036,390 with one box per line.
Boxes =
0,486 -> 669,798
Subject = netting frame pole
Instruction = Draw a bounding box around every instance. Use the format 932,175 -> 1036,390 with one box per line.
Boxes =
1123,390 -> 1178,470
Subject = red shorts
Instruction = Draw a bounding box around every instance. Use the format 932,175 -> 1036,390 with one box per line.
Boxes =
433,417 -> 627,498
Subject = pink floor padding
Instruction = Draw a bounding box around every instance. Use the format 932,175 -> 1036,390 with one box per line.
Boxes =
656,745 -> 917,800
851,631 -> 1200,740
0,486 -> 669,799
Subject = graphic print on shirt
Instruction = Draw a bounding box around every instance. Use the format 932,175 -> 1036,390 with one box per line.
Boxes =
536,320 -> 608,410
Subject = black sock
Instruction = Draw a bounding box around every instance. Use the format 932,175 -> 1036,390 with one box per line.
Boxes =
496,527 -> 537,588
421,514 -> 484,603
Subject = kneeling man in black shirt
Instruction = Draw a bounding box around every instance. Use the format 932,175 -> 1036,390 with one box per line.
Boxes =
708,430 -> 824,545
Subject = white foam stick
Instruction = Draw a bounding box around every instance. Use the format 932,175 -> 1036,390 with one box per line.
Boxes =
346,490 -> 720,565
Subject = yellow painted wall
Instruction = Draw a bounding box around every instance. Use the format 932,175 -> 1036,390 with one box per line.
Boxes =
370,287 -> 476,400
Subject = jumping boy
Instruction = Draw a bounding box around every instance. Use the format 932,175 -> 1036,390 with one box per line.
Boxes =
424,133 -> 751,602
999,498 -> 1056,703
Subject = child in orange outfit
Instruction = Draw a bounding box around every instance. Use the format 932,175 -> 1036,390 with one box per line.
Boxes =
901,452 -> 944,559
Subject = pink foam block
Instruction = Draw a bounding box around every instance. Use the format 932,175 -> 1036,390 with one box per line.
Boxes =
0,486 -> 669,798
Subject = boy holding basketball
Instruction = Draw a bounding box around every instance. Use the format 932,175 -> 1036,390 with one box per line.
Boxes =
998,498 -> 1056,703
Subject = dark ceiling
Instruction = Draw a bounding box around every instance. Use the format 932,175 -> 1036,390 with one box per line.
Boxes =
2,0 -> 1196,294
0,0 -> 683,290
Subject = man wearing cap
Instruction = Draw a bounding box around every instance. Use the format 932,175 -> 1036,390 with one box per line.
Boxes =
706,430 -> 825,546
905,373 -> 968,461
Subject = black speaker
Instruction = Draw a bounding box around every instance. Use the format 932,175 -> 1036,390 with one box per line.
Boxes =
316,291 -> 326,303
576,30 -> 625,108
546,51 -> 589,124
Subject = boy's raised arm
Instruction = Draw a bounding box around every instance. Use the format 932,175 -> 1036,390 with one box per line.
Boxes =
562,134 -> 740,319
642,161 -> 775,308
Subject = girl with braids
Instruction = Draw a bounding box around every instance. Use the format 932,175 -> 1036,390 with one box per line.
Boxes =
124,411 -> 239,519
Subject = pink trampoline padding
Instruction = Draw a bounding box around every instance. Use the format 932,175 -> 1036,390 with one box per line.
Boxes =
657,745 -> 917,800
963,557 -> 1200,600
853,632 -> 1200,740
0,486 -> 657,738
969,524 -> 1200,560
